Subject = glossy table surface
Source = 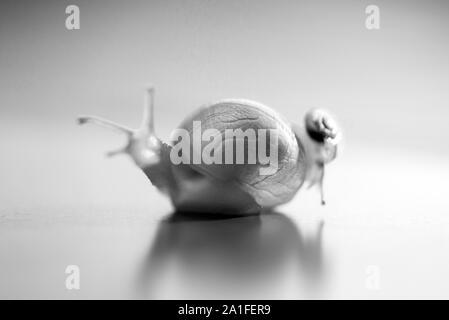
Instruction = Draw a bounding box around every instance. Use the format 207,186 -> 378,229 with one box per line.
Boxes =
1,123 -> 448,299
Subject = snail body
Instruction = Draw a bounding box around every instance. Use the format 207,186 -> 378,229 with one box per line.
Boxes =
78,87 -> 340,214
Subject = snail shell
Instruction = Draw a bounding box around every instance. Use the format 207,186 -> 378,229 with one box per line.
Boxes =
170,99 -> 306,210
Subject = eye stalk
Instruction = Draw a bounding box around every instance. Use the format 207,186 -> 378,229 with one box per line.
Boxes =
77,85 -> 162,167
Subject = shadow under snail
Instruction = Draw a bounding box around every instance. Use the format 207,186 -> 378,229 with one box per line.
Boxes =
78,86 -> 341,215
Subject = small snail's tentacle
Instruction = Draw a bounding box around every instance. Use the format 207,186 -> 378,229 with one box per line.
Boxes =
106,147 -> 128,158
141,86 -> 155,134
77,115 -> 133,135
319,163 -> 325,206
304,161 -> 326,205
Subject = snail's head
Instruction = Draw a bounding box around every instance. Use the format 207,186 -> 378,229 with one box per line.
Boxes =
77,86 -> 162,168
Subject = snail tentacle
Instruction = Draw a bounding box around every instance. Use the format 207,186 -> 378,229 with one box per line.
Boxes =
318,163 -> 325,205
106,147 -> 128,158
77,115 -> 133,135
77,86 -> 164,166
141,85 -> 155,133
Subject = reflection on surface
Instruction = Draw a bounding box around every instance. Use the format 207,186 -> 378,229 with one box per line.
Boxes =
137,212 -> 326,299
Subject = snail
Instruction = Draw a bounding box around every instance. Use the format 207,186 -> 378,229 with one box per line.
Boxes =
78,86 -> 341,215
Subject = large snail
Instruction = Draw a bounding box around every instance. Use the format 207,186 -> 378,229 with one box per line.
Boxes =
78,86 -> 340,215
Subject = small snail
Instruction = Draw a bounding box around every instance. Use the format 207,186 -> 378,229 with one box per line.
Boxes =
78,86 -> 340,214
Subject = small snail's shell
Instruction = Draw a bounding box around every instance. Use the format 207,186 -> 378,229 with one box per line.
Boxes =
171,99 -> 307,209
